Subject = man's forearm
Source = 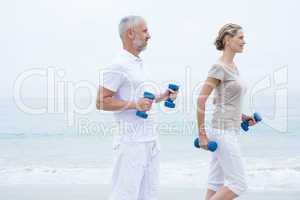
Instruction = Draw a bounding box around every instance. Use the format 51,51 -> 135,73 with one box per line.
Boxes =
97,97 -> 136,111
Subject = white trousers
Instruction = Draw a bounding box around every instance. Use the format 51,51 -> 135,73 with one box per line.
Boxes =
109,140 -> 160,200
206,128 -> 247,196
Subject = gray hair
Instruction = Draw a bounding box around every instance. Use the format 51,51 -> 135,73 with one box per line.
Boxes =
118,15 -> 145,39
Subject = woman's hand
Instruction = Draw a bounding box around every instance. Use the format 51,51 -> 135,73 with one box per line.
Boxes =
199,131 -> 209,150
241,114 -> 257,126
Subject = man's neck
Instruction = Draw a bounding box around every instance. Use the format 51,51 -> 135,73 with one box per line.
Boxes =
123,45 -> 140,58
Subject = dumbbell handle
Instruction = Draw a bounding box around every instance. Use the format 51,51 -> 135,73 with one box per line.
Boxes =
194,138 -> 218,152
136,92 -> 155,119
165,84 -> 179,108
241,112 -> 262,131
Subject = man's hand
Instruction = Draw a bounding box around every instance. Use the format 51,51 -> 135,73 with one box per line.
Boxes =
136,98 -> 153,111
161,88 -> 178,101
168,88 -> 178,101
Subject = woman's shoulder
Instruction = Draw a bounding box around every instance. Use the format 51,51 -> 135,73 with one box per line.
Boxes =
207,63 -> 227,81
211,61 -> 239,77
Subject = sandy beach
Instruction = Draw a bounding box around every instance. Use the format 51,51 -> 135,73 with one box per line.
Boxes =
0,184 -> 299,200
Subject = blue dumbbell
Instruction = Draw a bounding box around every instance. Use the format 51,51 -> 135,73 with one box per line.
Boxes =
136,91 -> 156,119
164,84 -> 179,108
194,137 -> 218,152
241,112 -> 262,131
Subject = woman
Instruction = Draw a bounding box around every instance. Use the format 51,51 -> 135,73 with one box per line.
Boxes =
196,23 -> 256,200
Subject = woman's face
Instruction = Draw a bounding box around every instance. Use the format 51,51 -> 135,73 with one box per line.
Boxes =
227,30 -> 246,53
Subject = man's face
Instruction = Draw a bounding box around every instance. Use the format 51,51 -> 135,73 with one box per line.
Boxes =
132,21 -> 151,51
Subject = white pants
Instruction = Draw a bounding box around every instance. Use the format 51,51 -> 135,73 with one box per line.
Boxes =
109,140 -> 160,200
206,128 -> 247,196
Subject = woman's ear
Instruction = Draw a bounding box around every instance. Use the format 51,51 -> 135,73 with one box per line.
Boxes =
224,35 -> 231,47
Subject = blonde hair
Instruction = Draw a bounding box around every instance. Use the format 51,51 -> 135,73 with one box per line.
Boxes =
214,23 -> 242,51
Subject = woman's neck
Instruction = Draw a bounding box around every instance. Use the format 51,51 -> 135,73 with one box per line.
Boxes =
220,49 -> 236,66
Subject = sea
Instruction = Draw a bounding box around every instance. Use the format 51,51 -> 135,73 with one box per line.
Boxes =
0,98 -> 299,192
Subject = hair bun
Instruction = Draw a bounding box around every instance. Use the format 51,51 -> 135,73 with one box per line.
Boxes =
214,23 -> 242,51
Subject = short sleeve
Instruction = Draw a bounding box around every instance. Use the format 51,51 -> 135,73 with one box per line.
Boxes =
99,65 -> 125,92
207,64 -> 225,82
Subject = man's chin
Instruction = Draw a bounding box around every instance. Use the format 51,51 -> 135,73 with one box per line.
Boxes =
138,45 -> 147,52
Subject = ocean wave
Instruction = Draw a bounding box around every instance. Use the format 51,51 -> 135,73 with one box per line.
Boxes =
249,166 -> 300,172
0,163 -> 299,191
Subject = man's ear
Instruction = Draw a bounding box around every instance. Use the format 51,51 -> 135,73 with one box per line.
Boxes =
127,28 -> 135,40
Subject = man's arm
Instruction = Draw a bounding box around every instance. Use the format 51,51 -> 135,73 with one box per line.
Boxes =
96,86 -> 136,111
96,86 -> 153,111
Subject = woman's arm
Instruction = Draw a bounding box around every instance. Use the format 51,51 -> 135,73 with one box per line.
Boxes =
197,77 -> 220,149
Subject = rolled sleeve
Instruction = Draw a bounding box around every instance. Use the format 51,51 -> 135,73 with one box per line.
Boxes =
207,64 -> 225,82
100,65 -> 126,92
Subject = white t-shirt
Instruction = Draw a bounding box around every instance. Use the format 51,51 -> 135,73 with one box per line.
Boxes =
208,61 -> 247,130
100,49 -> 157,145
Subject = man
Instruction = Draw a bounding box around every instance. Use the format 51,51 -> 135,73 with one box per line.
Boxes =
96,16 -> 178,200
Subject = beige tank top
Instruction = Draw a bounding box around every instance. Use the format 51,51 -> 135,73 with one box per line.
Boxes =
208,62 -> 247,130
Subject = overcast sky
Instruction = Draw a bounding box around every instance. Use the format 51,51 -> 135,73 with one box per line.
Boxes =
0,0 -> 297,107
